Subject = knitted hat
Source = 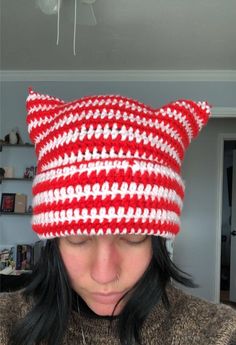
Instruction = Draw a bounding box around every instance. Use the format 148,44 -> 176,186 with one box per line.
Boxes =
26,89 -> 211,239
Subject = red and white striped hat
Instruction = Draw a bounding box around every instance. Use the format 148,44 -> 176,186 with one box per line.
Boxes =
26,89 -> 211,239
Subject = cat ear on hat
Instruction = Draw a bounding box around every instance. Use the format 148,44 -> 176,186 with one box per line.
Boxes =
156,99 -> 211,150
26,88 -> 65,144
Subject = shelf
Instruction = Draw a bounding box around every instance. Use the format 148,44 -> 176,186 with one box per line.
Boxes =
0,212 -> 32,215
0,143 -> 34,152
0,177 -> 33,182
0,269 -> 33,276
0,143 -> 33,147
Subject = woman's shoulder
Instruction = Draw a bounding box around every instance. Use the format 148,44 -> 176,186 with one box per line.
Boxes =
0,289 -> 29,318
169,284 -> 236,319
169,285 -> 236,344
0,289 -> 31,345
146,285 -> 236,345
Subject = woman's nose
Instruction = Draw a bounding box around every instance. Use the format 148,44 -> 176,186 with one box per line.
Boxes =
90,242 -> 120,285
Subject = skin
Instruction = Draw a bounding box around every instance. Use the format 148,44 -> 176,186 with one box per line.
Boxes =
59,234 -> 152,316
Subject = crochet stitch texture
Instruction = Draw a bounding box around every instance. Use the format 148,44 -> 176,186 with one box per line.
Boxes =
26,89 -> 211,239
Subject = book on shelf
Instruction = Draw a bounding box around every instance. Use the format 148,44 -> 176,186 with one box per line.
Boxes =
16,244 -> 33,270
0,241 -> 45,274
0,246 -> 15,271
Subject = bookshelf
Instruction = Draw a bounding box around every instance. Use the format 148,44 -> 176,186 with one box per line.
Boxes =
0,142 -> 35,215
0,142 -> 39,280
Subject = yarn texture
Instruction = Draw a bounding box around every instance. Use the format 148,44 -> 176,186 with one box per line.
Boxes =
26,89 -> 211,239
1,285 -> 236,345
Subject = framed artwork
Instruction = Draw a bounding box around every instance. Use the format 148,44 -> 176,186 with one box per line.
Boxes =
0,193 -> 16,212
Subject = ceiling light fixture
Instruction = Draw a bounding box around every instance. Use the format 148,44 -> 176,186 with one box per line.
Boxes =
36,0 -> 97,55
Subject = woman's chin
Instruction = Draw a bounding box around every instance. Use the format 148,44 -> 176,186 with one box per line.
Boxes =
87,301 -> 122,316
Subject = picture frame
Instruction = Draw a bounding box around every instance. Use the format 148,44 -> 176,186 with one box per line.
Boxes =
0,193 -> 16,212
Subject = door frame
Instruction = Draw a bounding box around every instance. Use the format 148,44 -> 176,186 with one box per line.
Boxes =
215,134 -> 236,303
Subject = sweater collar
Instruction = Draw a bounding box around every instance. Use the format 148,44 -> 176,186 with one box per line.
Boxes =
69,285 -> 181,336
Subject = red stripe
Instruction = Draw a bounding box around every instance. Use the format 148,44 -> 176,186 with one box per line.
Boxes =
37,140 -> 180,175
33,193 -> 182,217
170,102 -> 198,140
32,164 -> 185,199
28,99 -> 187,158
26,95 -> 153,141
34,114 -> 184,170
156,105 -> 190,148
32,217 -> 180,236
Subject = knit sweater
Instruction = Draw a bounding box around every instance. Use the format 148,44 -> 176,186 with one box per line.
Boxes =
0,285 -> 236,345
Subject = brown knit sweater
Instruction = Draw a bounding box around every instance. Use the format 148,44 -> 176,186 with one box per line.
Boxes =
0,285 -> 236,345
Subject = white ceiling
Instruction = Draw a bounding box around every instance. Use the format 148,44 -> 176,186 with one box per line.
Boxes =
0,0 -> 236,71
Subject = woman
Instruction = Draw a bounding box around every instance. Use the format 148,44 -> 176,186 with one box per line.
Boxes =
1,89 -> 236,345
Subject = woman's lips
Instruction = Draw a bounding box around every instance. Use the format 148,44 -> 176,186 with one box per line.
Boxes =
91,292 -> 125,305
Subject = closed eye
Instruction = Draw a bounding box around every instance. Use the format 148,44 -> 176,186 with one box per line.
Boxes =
119,235 -> 148,245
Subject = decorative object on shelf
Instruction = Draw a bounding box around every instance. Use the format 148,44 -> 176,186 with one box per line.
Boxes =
0,194 -> 28,214
2,166 -> 14,178
14,194 -> 27,213
4,127 -> 24,145
23,166 -> 37,179
9,130 -> 18,145
0,193 -> 16,213
23,167 -> 30,179
28,205 -> 33,214
0,168 -> 5,177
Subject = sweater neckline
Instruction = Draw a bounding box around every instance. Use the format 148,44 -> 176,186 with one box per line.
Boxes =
70,284 -> 180,326
69,284 -> 180,333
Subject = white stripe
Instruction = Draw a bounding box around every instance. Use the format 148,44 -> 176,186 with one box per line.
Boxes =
33,182 -> 183,210
27,92 -> 63,103
28,114 -> 55,134
37,228 -> 176,240
158,107 -> 193,143
32,207 -> 180,226
41,148 -> 152,171
37,125 -> 182,167
32,159 -> 185,191
178,101 -> 211,133
175,100 -> 202,137
30,107 -> 184,154
28,96 -> 152,122
28,104 -> 59,116
184,102 -> 203,130
171,101 -> 211,138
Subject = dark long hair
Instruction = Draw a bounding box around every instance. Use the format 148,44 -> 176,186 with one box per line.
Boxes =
9,237 -> 195,345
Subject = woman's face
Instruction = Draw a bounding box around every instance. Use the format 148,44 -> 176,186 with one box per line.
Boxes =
59,234 -> 152,316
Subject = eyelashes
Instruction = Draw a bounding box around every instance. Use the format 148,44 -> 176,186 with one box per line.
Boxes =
120,236 -> 148,245
66,235 -> 148,246
67,238 -> 92,246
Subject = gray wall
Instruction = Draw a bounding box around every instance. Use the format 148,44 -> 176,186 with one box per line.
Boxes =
1,80 -> 236,302
174,119 -> 236,302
